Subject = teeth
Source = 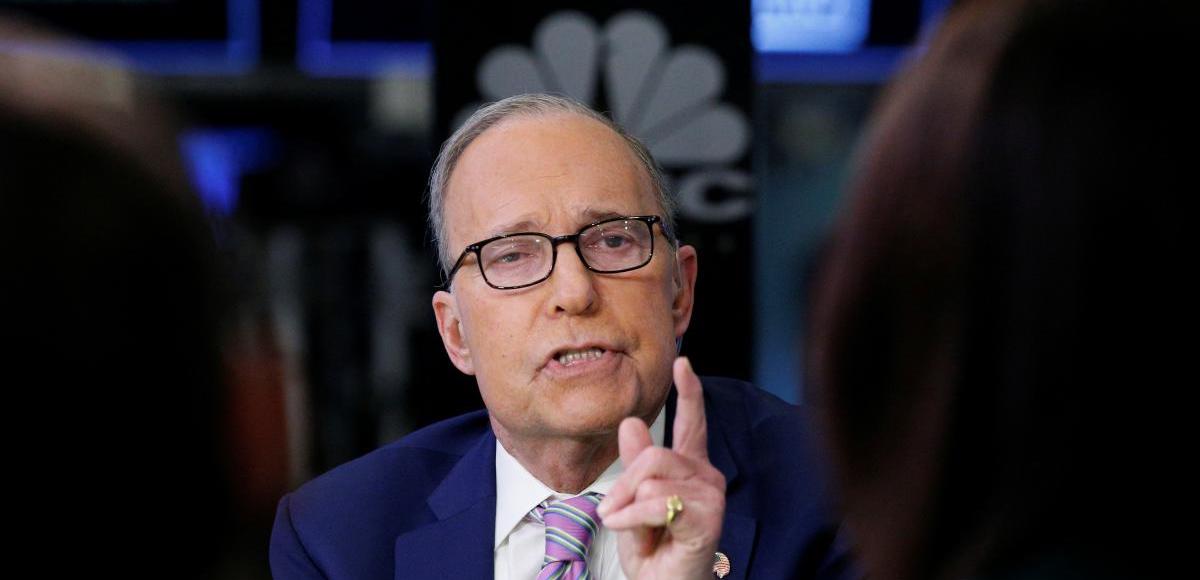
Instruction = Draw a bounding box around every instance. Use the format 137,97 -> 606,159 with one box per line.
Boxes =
556,347 -> 605,366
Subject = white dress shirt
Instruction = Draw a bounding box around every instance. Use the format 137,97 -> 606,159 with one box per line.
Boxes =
493,409 -> 666,580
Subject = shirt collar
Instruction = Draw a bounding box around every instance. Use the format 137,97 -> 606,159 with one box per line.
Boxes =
494,406 -> 667,548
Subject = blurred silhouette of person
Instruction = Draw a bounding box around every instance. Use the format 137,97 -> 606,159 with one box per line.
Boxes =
809,1 -> 1186,579
1,14 -> 230,577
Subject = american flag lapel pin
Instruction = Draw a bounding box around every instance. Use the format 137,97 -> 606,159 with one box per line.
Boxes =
712,551 -> 731,578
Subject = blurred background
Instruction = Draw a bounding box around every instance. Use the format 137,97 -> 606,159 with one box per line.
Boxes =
0,0 -> 950,576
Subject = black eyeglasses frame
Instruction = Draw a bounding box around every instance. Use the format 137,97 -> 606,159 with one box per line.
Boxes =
440,215 -> 674,291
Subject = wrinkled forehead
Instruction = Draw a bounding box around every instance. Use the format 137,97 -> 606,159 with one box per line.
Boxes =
443,112 -> 659,240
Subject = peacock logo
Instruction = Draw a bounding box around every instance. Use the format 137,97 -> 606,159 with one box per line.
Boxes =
456,10 -> 754,223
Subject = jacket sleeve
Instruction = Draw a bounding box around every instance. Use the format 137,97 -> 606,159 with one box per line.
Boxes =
270,494 -> 329,580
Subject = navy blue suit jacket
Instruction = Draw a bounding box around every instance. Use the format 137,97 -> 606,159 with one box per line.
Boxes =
271,377 -> 856,579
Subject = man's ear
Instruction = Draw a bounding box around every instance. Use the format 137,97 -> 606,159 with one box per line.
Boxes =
432,290 -> 476,375
671,244 -> 699,340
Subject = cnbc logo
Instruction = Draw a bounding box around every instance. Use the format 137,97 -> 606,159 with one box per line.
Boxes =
456,10 -> 753,223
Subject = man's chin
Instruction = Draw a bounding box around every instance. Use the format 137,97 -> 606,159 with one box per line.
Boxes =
534,394 -> 641,440
524,365 -> 663,436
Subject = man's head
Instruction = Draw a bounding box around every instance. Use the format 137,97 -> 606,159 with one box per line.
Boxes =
429,94 -> 698,447
428,94 -> 677,275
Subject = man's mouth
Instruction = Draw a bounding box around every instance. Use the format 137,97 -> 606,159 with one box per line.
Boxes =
554,347 -> 606,367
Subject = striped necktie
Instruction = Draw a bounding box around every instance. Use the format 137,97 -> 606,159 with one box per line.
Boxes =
535,492 -> 604,580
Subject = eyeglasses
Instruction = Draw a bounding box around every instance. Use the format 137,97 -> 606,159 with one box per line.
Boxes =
442,215 -> 673,290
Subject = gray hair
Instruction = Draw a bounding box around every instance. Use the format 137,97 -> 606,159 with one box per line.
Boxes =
427,93 -> 677,275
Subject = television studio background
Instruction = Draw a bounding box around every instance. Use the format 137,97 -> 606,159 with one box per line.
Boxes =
0,0 -> 950,575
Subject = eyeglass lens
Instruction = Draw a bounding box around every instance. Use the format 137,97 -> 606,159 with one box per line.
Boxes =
478,218 -> 653,287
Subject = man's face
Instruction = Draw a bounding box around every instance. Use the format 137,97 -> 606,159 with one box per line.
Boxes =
432,113 -> 698,444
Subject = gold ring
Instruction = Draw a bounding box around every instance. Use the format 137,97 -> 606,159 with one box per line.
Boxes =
665,495 -> 684,526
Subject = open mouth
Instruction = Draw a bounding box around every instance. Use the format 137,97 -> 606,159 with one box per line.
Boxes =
553,346 -> 606,367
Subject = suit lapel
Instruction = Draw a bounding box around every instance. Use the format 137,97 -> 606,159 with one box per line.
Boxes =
706,402 -> 757,580
715,511 -> 757,580
393,432 -> 497,579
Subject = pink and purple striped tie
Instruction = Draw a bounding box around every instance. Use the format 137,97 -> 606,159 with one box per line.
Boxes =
535,492 -> 603,580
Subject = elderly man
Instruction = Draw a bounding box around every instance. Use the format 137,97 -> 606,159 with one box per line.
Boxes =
271,94 -> 854,579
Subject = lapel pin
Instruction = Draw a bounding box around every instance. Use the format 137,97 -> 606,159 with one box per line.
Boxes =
713,551 -> 731,578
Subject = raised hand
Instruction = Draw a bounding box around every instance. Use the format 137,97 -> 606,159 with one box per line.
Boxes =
597,357 -> 726,579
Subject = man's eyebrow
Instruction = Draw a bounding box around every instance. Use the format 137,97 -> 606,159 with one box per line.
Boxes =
580,208 -> 626,224
489,218 -> 540,237
488,209 -> 630,237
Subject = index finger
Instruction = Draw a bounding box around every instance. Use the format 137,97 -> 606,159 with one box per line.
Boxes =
671,356 -> 708,460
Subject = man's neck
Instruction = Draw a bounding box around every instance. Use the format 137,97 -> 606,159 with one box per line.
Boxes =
492,424 -> 619,494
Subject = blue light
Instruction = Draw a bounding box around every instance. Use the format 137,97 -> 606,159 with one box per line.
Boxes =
106,0 -> 260,75
752,0 -> 955,84
753,0 -> 872,54
297,0 -> 431,77
757,47 -> 908,83
181,128 -> 279,216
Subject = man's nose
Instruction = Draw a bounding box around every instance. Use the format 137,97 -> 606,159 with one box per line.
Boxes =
546,243 -> 597,316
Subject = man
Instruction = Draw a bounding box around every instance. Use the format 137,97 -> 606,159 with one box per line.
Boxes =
271,94 -> 854,579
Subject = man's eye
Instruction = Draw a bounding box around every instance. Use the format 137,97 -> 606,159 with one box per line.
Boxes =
496,252 -> 527,264
602,235 -> 629,248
